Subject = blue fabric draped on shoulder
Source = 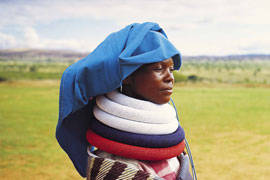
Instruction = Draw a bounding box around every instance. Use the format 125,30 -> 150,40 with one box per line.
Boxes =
56,22 -> 182,177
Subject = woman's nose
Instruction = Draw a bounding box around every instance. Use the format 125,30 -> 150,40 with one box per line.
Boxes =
164,69 -> 174,83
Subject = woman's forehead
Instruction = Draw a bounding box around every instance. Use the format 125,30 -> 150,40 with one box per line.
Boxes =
133,58 -> 174,74
144,58 -> 174,67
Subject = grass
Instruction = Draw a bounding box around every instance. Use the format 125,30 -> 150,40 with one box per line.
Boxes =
0,80 -> 81,179
179,59 -> 270,84
0,61 -> 70,80
172,85 -> 270,180
0,81 -> 269,180
1,60 -> 270,84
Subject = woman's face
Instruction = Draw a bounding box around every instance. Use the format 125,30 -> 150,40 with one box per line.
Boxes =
123,58 -> 174,104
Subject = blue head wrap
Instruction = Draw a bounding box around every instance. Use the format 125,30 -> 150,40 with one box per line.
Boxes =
56,22 -> 182,177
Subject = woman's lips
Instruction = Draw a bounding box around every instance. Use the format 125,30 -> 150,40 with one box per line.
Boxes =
161,88 -> 173,94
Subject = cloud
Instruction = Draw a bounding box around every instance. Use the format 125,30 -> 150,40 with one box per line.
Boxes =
24,27 -> 39,45
0,0 -> 269,55
1,0 -> 268,27
0,32 -> 17,49
0,26 -> 88,51
1,0 -> 269,30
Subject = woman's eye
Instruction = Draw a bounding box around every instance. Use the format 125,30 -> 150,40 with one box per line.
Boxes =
154,67 -> 163,71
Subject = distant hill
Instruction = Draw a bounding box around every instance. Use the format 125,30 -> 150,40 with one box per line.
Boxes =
184,54 -> 270,61
0,49 -> 89,62
0,49 -> 269,62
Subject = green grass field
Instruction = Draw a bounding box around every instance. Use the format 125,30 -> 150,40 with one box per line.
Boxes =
1,59 -> 270,85
0,81 -> 269,180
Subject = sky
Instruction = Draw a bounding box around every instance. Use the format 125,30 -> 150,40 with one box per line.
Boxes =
0,0 -> 269,56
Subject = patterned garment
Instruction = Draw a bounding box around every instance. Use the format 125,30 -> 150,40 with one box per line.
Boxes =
137,158 -> 180,180
87,150 -> 182,180
86,153 -> 163,180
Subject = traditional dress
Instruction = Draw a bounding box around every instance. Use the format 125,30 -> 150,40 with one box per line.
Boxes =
85,91 -> 192,180
55,22 -> 192,179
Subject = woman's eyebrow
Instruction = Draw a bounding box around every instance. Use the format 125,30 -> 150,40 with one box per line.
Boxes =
161,61 -> 174,66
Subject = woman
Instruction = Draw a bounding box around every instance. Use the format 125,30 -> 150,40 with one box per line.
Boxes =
56,22 -> 193,180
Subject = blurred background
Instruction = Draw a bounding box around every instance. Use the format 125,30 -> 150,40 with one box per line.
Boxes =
0,0 -> 269,179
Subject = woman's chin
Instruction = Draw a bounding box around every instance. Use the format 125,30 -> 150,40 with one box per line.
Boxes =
151,96 -> 171,105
